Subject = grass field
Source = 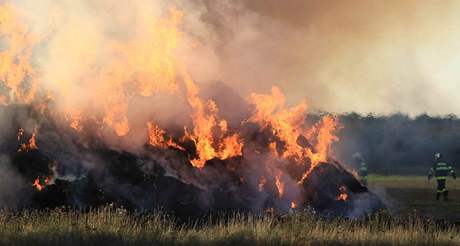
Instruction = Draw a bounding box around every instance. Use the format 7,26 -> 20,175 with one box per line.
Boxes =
368,175 -> 460,221
0,175 -> 458,246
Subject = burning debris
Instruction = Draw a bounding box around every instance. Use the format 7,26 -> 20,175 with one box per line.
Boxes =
0,3 -> 384,219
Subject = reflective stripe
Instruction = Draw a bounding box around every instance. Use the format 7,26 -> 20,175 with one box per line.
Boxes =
437,162 -> 447,166
436,176 -> 447,180
451,170 -> 455,173
435,167 -> 452,171
360,167 -> 368,171
437,188 -> 447,192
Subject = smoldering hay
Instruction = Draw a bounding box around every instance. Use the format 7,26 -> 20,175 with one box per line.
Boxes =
0,2 -> 383,218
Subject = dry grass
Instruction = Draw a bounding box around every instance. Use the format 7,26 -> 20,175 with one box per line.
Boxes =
0,207 -> 458,246
368,175 -> 460,221
369,175 -> 460,190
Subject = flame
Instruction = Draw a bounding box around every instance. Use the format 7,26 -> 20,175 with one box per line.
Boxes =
250,87 -> 340,181
18,129 -> 39,152
275,173 -> 285,197
249,87 -> 308,162
96,7 -> 183,136
336,186 -> 349,201
66,111 -> 83,132
1,2 -> 344,208
0,4 -> 39,104
183,74 -> 243,168
3,6 -> 183,137
147,121 -> 184,151
17,128 -> 24,141
301,115 -> 340,181
33,176 -> 49,191
258,176 -> 266,192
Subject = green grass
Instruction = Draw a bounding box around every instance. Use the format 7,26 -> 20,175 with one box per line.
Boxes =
0,207 -> 458,246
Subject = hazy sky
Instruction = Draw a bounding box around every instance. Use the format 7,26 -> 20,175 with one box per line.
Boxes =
186,0 -> 460,115
10,0 -> 460,116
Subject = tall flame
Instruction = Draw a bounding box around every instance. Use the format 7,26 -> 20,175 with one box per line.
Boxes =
250,86 -> 340,181
0,4 -> 39,104
183,74 -> 243,168
249,86 -> 309,162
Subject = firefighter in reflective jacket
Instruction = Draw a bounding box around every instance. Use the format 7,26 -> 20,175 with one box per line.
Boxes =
353,153 -> 369,185
359,161 -> 369,185
428,153 -> 456,201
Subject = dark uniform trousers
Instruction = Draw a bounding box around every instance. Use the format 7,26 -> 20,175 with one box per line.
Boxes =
429,162 -> 455,201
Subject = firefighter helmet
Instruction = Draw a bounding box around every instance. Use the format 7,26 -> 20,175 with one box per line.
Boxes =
434,153 -> 442,160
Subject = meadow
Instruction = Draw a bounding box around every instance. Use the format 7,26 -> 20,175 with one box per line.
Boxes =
0,175 -> 458,246
369,175 -> 460,221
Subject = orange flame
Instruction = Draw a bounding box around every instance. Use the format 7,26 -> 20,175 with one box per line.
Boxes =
275,173 -> 285,197
18,129 -> 39,152
1,2 -> 343,202
183,74 -> 243,168
301,115 -> 340,181
258,176 -> 266,192
291,201 -> 297,209
147,121 -> 184,151
249,86 -> 309,162
336,186 -> 349,201
250,87 -> 340,182
32,176 -> 49,191
0,4 -> 39,104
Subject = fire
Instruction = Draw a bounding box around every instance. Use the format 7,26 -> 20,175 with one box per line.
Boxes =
147,121 -> 184,151
18,129 -> 39,152
249,87 -> 308,162
0,5 -> 184,137
66,111 -> 83,132
94,7 -> 183,136
336,186 -> 349,201
0,4 -> 39,104
301,115 -> 341,180
33,177 -> 49,191
275,173 -> 285,197
258,176 -> 266,192
183,74 -> 243,168
1,2 -> 344,213
249,87 -> 340,181
17,128 -> 24,141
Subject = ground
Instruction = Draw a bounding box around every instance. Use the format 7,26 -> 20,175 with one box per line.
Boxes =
369,175 -> 460,222
0,175 -> 459,246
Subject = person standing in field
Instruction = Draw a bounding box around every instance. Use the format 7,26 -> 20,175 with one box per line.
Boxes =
428,153 -> 456,201
353,153 -> 369,185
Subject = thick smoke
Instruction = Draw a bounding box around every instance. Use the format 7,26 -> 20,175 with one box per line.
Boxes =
8,0 -> 460,117
335,113 -> 460,175
0,0 -> 413,216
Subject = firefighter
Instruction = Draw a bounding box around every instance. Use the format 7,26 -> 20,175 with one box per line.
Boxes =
359,161 -> 369,185
353,153 -> 369,185
428,153 -> 456,201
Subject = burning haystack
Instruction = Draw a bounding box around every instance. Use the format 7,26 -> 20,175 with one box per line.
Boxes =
0,4 -> 383,219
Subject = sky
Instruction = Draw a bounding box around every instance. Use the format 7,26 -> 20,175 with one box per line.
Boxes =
189,0 -> 460,115
9,0 -> 460,116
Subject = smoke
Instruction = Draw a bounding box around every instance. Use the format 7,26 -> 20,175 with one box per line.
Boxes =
5,0 -> 460,122
0,155 -> 31,208
185,0 -> 460,116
